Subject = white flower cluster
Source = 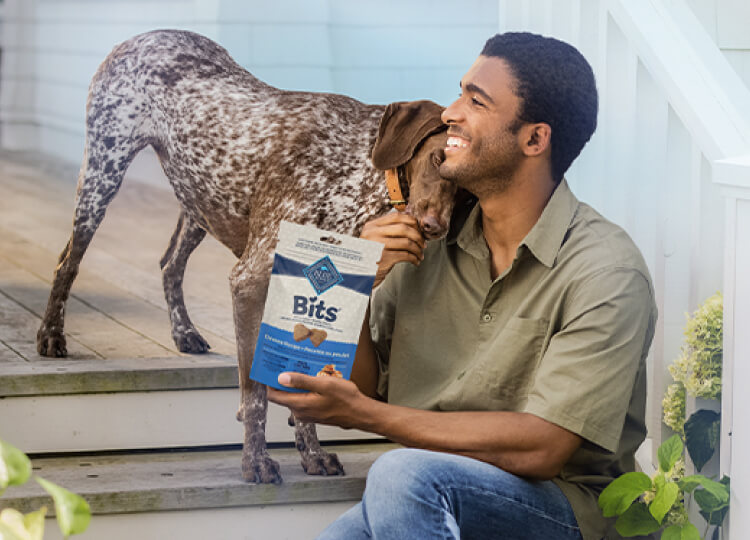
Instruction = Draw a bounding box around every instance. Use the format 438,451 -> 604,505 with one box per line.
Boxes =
662,382 -> 686,435
662,292 -> 723,432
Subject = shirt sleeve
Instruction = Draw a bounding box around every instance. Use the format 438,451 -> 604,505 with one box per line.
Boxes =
523,266 -> 656,453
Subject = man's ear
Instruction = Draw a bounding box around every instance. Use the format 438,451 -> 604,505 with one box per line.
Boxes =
522,123 -> 552,157
371,100 -> 447,170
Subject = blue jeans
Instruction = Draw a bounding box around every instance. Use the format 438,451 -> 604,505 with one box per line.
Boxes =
317,448 -> 582,540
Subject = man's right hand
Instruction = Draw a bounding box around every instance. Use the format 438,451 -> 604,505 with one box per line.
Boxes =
361,212 -> 425,288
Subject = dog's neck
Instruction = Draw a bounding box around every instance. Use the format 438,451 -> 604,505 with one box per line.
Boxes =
385,167 -> 408,212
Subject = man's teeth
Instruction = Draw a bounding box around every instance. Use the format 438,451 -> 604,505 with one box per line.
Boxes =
447,136 -> 468,148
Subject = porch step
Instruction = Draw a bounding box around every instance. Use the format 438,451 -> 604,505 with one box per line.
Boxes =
1,442 -> 394,540
0,354 -> 380,453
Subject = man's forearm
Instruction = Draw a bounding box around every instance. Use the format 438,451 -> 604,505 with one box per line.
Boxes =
349,307 -> 379,398
351,397 -> 580,480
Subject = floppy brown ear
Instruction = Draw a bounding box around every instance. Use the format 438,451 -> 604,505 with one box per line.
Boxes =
371,100 -> 447,170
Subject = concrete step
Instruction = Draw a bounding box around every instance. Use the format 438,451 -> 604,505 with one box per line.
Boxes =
1,442 -> 394,540
0,354 -> 380,453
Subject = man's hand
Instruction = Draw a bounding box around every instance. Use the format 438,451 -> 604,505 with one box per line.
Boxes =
267,373 -> 372,429
361,212 -> 425,288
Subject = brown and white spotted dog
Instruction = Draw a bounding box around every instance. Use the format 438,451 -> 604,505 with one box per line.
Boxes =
36,29 -> 457,483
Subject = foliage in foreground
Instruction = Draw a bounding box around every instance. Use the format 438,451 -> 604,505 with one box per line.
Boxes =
0,438 -> 91,539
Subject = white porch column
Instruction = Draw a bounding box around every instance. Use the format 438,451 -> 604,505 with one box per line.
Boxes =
714,155 -> 750,539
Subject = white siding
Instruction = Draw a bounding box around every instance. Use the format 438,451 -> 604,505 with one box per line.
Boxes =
686,0 -> 750,90
0,0 -> 497,164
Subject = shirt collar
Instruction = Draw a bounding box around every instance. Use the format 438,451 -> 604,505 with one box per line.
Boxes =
449,179 -> 579,267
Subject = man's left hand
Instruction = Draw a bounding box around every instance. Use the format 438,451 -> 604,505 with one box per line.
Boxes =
267,372 -> 370,430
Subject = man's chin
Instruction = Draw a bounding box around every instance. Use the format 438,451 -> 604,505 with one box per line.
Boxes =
438,162 -> 463,182
438,164 -> 474,189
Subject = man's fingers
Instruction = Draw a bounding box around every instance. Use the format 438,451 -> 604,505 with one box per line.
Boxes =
277,372 -> 320,392
361,215 -> 425,247
380,237 -> 425,259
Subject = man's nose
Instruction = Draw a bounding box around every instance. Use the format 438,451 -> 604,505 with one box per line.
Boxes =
441,99 -> 462,125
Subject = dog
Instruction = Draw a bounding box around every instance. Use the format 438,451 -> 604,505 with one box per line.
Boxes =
36,29 -> 457,483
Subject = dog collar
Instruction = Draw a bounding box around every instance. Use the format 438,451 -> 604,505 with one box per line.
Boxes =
385,167 -> 407,212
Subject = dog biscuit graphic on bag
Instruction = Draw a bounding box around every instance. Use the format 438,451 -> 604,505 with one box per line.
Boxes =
309,329 -> 328,347
293,323 -> 312,342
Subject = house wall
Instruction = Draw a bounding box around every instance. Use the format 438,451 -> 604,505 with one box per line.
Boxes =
0,0 -> 498,168
686,0 -> 750,90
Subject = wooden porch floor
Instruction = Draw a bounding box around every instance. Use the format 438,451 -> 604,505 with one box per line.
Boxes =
0,150 -> 240,372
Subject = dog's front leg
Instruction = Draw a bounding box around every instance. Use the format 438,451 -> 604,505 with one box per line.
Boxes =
293,417 -> 345,476
229,257 -> 281,484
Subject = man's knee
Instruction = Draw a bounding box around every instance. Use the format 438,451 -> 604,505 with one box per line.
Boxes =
363,449 -> 460,538
365,448 -> 430,500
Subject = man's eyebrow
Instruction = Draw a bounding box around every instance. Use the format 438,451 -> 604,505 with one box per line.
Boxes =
461,82 -> 495,105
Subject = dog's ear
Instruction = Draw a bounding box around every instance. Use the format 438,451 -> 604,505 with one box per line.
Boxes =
371,100 -> 447,170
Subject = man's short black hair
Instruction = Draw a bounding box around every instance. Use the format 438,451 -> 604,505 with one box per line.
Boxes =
481,32 -> 598,183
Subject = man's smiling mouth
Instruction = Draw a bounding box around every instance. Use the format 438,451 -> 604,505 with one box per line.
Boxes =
446,136 -> 469,151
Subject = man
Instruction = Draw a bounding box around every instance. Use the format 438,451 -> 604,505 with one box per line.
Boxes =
268,32 -> 657,540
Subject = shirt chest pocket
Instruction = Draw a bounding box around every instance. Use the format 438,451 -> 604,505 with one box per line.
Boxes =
462,316 -> 549,410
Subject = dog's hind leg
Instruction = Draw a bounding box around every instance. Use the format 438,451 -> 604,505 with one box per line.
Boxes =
160,210 -> 210,353
37,136 -> 145,356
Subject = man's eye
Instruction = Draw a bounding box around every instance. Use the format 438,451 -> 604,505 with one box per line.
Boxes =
471,97 -> 484,107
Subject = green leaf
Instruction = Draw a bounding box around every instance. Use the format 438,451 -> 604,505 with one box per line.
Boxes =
0,439 -> 32,493
658,434 -> 683,473
684,409 -> 720,472
661,522 -> 701,540
36,477 -> 91,536
0,507 -> 46,540
598,472 -> 652,517
0,514 -> 26,540
615,501 -> 661,537
700,505 -> 729,528
654,473 -> 666,490
695,487 -> 723,512
680,522 -> 701,540
690,476 -> 729,505
650,481 -> 679,523
21,508 -> 46,540
696,484 -> 730,527
677,476 -> 702,493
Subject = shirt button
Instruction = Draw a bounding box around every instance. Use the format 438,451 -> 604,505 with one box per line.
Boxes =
482,312 -> 492,322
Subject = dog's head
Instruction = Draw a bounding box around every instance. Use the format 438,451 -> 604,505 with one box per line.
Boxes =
372,100 -> 456,240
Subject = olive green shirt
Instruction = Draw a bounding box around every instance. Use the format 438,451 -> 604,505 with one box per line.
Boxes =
369,180 -> 657,540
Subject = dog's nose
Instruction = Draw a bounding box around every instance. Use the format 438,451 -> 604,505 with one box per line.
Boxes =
420,215 -> 443,237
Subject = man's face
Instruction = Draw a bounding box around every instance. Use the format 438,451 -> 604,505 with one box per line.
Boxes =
439,56 -> 525,195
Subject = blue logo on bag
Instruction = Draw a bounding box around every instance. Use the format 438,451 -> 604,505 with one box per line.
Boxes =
303,256 -> 344,294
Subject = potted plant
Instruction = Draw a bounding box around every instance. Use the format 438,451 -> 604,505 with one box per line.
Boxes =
598,293 -> 729,540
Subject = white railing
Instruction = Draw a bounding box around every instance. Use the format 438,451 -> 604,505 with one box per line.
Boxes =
497,0 -> 750,536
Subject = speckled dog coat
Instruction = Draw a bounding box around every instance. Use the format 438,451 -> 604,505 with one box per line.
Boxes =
36,29 -> 455,483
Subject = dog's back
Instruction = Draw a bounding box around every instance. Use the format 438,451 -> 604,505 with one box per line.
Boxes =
86,30 -> 389,256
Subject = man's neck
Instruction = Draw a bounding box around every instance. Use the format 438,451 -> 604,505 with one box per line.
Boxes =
478,171 -> 557,279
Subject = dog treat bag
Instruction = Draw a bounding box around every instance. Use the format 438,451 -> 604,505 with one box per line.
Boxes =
250,221 -> 383,392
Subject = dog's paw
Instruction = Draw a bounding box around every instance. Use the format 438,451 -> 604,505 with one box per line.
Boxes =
174,328 -> 211,354
242,452 -> 282,484
301,451 -> 345,476
37,328 -> 68,357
